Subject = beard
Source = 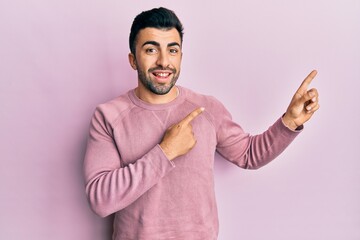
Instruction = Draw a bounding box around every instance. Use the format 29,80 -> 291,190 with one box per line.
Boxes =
137,66 -> 180,95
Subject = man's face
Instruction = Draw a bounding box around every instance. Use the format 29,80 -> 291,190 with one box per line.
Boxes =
129,27 -> 182,95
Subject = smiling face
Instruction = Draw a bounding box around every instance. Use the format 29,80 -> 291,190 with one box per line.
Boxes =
129,27 -> 182,103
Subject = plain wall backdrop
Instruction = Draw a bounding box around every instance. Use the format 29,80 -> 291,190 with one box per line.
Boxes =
1,0 -> 359,239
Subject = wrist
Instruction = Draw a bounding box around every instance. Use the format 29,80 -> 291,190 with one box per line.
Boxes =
159,143 -> 176,161
282,114 -> 299,131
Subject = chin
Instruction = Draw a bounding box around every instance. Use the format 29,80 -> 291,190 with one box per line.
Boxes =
150,85 -> 174,95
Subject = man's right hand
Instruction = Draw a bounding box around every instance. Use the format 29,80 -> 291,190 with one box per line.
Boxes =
159,107 -> 204,160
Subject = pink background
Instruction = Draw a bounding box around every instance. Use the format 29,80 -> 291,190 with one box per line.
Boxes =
1,0 -> 359,239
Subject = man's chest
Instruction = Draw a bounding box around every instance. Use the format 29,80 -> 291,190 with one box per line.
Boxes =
112,108 -> 217,168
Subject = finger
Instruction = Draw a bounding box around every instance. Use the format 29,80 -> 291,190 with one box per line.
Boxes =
181,107 -> 205,125
297,70 -> 317,93
307,103 -> 320,113
309,88 -> 319,101
305,100 -> 319,111
300,88 -> 319,104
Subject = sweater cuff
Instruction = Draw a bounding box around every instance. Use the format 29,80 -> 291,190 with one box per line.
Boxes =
276,116 -> 303,139
148,145 -> 176,178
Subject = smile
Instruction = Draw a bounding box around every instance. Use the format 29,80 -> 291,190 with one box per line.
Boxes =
153,72 -> 171,77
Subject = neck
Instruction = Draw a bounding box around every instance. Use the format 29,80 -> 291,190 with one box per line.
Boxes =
135,85 -> 179,104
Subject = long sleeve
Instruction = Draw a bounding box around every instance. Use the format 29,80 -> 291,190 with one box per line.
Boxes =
215,103 -> 301,169
82,87 -> 303,239
83,108 -> 175,217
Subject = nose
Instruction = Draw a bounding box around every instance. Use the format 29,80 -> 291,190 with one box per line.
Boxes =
156,51 -> 170,68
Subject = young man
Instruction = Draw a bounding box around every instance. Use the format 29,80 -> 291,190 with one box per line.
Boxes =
84,7 -> 319,240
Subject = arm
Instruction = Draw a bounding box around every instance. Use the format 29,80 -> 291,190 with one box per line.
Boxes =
216,70 -> 320,169
84,107 -> 204,217
216,111 -> 301,169
83,108 -> 175,217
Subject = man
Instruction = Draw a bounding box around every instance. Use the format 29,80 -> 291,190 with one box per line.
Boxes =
84,7 -> 319,240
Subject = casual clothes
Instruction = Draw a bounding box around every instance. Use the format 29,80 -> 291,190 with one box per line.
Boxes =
84,86 -> 301,239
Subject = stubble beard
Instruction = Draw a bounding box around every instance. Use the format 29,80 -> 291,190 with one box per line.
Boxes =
137,67 -> 180,95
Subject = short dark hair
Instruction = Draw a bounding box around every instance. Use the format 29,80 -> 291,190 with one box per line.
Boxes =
129,7 -> 184,54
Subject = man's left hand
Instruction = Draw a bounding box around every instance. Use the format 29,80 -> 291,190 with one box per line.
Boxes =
282,70 -> 320,130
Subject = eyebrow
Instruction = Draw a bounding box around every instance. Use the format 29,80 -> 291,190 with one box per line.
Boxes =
142,41 -> 181,48
168,42 -> 181,48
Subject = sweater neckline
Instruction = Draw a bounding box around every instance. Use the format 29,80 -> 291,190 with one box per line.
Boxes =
128,86 -> 185,110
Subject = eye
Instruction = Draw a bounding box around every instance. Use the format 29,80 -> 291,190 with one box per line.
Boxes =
169,48 -> 179,55
145,48 -> 157,54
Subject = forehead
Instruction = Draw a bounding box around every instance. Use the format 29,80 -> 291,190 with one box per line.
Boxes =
136,27 -> 181,47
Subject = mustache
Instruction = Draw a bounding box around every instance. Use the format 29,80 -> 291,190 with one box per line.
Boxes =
148,67 -> 176,73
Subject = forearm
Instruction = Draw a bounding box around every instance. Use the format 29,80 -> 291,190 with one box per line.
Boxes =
217,117 -> 301,169
246,117 -> 301,168
84,145 -> 174,217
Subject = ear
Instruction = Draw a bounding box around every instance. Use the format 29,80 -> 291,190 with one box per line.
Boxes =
128,53 -> 137,70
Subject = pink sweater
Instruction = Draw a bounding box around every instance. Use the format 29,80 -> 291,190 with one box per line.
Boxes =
84,86 -> 301,239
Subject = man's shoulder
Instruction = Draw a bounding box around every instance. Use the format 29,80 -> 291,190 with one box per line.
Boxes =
92,90 -> 134,125
180,86 -> 226,112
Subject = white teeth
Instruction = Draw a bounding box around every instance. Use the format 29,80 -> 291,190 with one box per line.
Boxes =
155,73 -> 170,77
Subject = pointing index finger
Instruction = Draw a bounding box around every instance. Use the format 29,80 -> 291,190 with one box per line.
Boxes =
297,70 -> 317,93
181,107 -> 205,125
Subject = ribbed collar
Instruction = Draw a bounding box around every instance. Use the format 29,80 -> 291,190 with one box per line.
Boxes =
128,86 -> 186,111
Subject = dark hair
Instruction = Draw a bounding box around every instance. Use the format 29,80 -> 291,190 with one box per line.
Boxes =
129,7 -> 184,54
